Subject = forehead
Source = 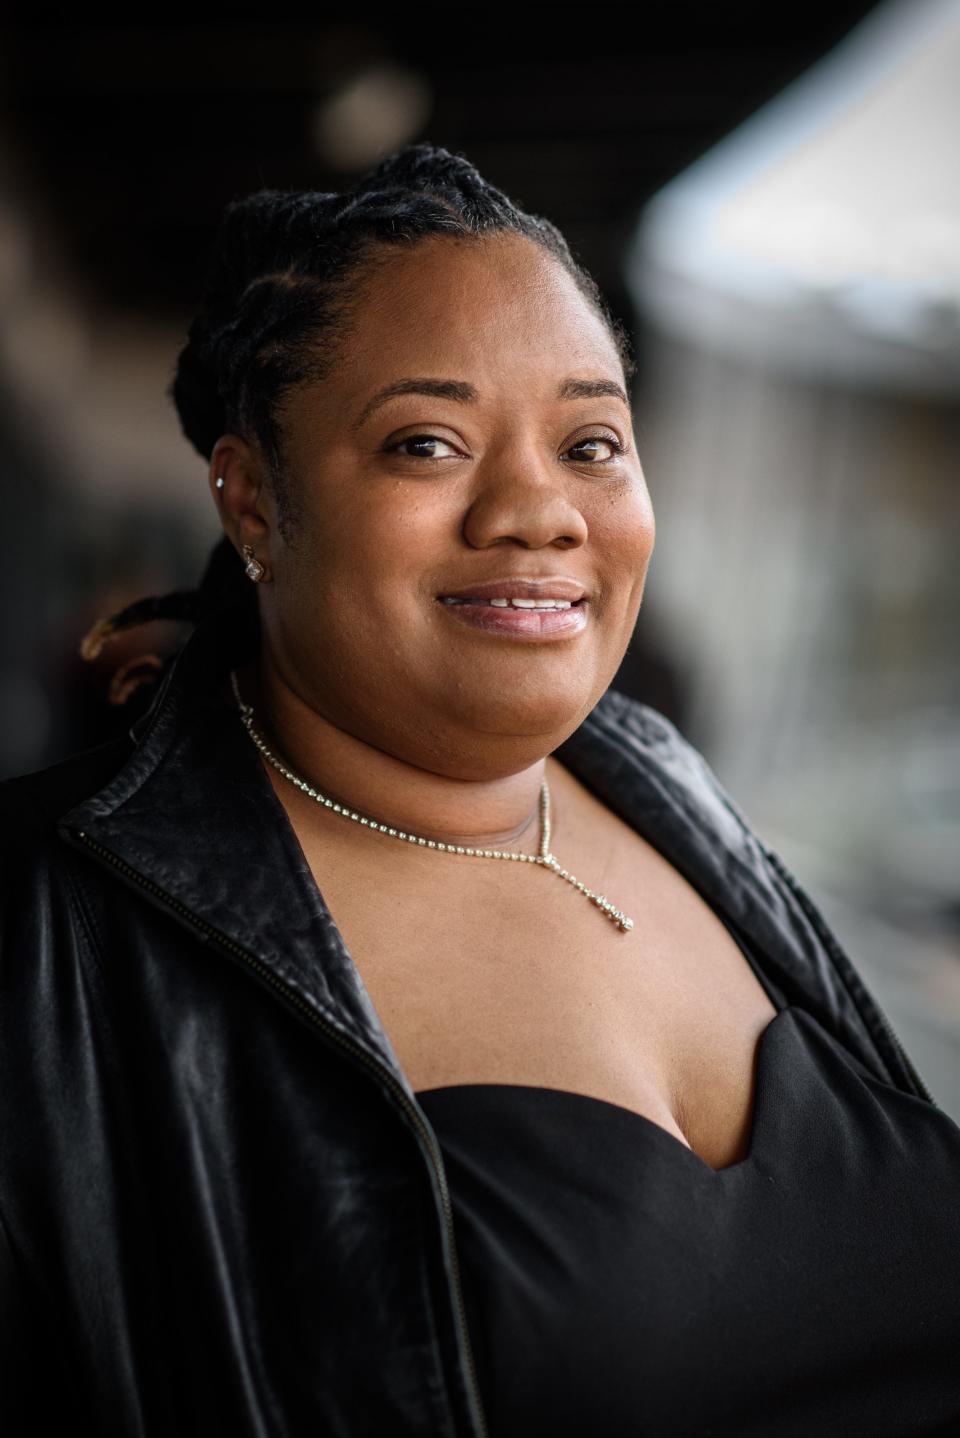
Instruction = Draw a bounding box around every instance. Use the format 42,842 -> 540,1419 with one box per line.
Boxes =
336,232 -> 621,388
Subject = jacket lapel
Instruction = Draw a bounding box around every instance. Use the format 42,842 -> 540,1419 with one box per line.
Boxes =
59,607 -> 411,1091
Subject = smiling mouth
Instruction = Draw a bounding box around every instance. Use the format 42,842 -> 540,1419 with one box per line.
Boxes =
434,594 -> 589,641
438,597 -> 584,610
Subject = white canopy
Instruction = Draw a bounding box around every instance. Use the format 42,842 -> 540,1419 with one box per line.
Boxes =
630,0 -> 960,393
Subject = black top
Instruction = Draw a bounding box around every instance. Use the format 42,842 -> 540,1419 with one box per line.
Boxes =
417,975 -> 960,1436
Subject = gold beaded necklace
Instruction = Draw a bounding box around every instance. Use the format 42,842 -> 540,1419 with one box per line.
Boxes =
230,670 -> 634,933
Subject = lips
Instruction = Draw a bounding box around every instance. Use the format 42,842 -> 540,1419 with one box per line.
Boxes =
440,596 -> 580,610
435,584 -> 589,640
436,577 -> 587,604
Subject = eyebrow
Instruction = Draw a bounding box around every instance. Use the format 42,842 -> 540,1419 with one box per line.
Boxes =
351,375 -> 630,431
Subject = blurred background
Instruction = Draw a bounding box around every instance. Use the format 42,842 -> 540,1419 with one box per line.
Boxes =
1,2 -> 958,1110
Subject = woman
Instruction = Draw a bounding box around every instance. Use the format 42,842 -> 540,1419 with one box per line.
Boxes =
1,143 -> 957,1437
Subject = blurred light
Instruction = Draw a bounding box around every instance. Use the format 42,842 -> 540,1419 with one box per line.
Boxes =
312,63 -> 432,171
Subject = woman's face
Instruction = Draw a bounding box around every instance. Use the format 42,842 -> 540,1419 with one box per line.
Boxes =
257,231 -> 655,780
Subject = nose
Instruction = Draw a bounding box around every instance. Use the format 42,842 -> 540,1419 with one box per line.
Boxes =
461,445 -> 589,551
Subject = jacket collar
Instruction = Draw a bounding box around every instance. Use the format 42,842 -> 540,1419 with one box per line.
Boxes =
59,603 -> 903,1098
59,604 -> 413,1087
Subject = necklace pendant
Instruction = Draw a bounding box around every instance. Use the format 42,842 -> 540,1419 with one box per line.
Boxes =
590,894 -> 635,932
540,852 -> 634,933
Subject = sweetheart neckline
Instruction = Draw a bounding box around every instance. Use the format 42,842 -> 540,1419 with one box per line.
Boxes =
414,1002 -> 798,1178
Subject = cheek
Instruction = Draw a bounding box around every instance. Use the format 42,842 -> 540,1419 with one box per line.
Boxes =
282,492 -> 441,637
632,501 -> 657,572
284,486 -> 380,588
595,486 -> 656,586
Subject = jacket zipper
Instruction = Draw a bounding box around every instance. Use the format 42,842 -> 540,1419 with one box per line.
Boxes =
760,844 -> 937,1106
848,974 -> 935,1104
67,829 -> 490,1438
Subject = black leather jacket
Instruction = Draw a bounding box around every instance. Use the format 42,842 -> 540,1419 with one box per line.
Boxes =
0,605 -> 934,1437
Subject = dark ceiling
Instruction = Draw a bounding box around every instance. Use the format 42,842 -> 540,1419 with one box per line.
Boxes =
1,5 -> 880,330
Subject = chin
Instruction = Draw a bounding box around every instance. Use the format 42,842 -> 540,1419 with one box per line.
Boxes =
452,682 -> 596,742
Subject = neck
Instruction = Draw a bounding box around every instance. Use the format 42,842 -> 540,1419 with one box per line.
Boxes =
232,656 -> 553,852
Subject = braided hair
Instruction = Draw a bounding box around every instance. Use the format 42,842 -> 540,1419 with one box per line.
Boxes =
81,141 -> 635,701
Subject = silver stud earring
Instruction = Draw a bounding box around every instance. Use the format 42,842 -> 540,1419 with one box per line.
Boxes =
242,544 -> 267,583
215,475 -> 225,490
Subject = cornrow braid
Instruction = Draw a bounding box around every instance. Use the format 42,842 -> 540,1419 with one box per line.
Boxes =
83,141 -> 635,704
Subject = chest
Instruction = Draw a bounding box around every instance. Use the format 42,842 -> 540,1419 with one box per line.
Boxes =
276,762 -> 780,1173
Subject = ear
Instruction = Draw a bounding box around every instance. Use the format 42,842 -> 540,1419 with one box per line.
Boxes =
208,435 -> 277,573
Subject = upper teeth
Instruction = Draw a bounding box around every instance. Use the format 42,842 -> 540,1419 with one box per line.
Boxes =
443,597 -> 574,609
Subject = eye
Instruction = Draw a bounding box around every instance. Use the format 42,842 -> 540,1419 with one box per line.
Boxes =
386,433 -> 461,460
565,435 -> 624,463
